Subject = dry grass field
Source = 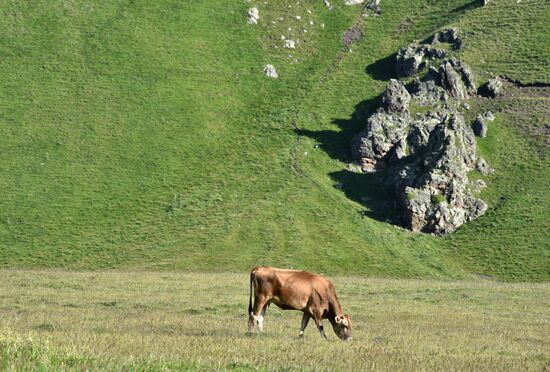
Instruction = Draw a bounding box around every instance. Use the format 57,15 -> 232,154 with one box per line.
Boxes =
0,270 -> 549,370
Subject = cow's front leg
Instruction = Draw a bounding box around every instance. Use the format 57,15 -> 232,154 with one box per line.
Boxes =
299,313 -> 310,337
313,315 -> 328,339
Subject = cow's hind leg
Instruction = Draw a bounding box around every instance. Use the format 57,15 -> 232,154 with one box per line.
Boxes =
249,295 -> 269,333
258,303 -> 269,332
299,313 -> 310,337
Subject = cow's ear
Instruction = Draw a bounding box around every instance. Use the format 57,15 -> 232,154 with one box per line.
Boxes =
335,315 -> 342,324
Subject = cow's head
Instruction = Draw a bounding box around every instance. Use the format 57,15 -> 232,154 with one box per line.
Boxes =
332,314 -> 352,341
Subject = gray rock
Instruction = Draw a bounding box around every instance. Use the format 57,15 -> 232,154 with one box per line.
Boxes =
352,29 -> 489,234
323,0 -> 333,10
395,42 -> 425,77
351,110 -> 410,162
473,115 -> 487,137
484,111 -> 495,121
382,79 -> 411,114
476,157 -> 493,175
247,7 -> 260,25
432,28 -> 463,49
409,68 -> 447,104
487,77 -> 503,98
351,80 -> 411,164
344,0 -> 364,5
283,39 -> 296,49
438,59 -> 476,99
263,64 -> 278,78
439,60 -> 467,99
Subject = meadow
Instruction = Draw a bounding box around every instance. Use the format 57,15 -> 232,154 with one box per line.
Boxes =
1,270 -> 549,370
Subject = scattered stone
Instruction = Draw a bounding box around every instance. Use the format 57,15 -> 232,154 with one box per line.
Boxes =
344,0 -> 364,5
284,39 -> 296,49
263,64 -> 278,78
484,111 -> 495,121
364,0 -> 382,15
323,0 -> 333,10
472,115 -> 488,137
476,157 -> 493,175
473,179 -> 487,193
247,7 -> 260,25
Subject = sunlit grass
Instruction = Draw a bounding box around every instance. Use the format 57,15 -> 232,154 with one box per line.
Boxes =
1,270 -> 548,370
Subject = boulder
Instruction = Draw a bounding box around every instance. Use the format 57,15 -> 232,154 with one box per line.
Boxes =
395,42 -> 425,77
484,111 -> 495,121
382,79 -> 411,114
438,59 -> 476,99
472,115 -> 487,137
432,28 -> 463,49
487,77 -> 503,97
263,64 -> 278,78
351,80 -> 411,165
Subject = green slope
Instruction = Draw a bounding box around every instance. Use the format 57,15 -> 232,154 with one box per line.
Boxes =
0,0 -> 548,280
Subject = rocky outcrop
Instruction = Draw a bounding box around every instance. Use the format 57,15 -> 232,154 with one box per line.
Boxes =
395,29 -> 465,79
351,28 -> 489,234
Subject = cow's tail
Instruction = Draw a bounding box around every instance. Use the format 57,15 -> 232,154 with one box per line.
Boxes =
248,270 -> 254,316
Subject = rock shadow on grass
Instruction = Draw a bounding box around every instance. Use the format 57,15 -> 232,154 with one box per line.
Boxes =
295,96 -> 380,164
296,95 -> 402,225
365,53 -> 397,81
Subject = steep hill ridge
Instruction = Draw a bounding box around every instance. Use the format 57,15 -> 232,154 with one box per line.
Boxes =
0,0 -> 548,280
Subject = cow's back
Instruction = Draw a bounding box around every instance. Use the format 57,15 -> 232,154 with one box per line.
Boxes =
252,266 -> 333,311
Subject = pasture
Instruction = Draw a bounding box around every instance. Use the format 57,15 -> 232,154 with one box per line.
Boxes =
1,270 -> 548,370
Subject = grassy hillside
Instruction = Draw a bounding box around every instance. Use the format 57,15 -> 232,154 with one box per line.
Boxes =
1,270 -> 549,370
0,0 -> 548,280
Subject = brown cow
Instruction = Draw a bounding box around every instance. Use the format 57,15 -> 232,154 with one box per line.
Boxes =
247,266 -> 352,340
